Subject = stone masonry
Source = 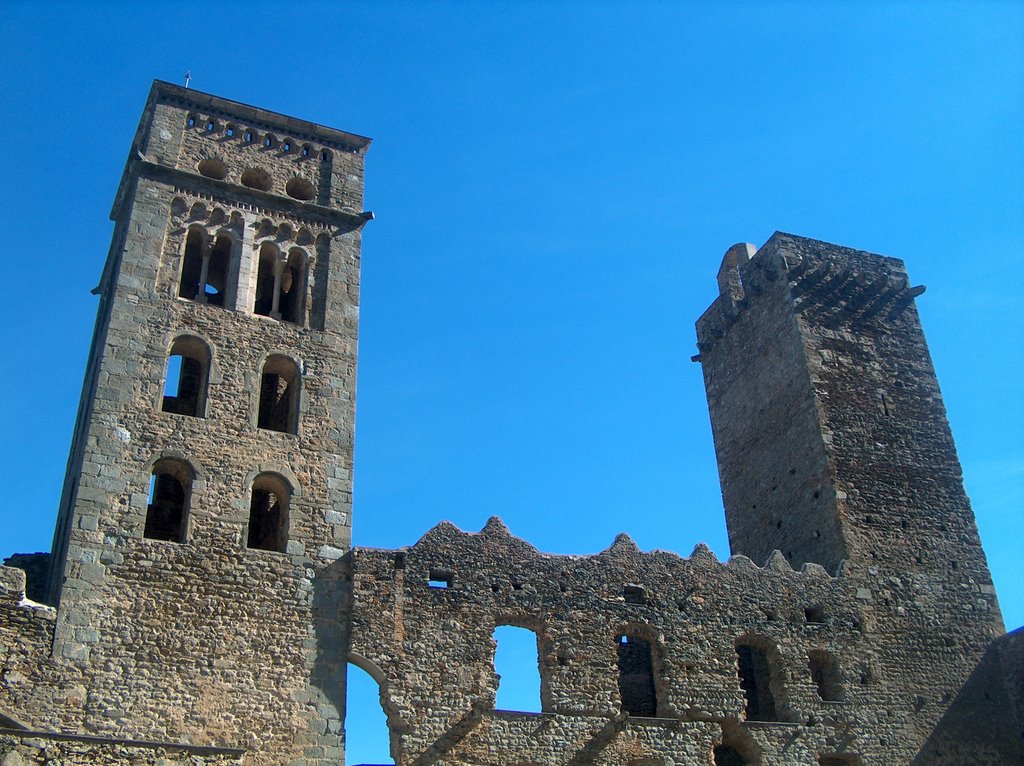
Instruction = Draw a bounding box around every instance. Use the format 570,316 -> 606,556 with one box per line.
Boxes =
1,82 -> 1021,765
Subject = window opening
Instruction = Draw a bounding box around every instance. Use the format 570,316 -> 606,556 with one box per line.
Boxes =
428,569 -> 452,588
624,585 -> 647,605
178,229 -> 233,307
205,120 -> 216,132
225,125 -> 235,137
202,234 -> 232,306
255,243 -> 277,317
618,634 -> 658,716
144,460 -> 190,542
345,662 -> 393,765
282,141 -> 291,152
257,355 -> 300,434
805,606 -> 826,624
161,336 -> 210,417
736,642 -> 779,721
264,134 -> 275,148
302,144 -> 311,157
247,474 -> 289,552
244,130 -> 254,143
186,114 -> 196,127
809,650 -> 844,701
493,625 -> 543,713
179,229 -> 205,300
255,244 -> 306,324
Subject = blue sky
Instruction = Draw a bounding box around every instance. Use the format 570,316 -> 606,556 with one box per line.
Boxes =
1,2 -> 1021,762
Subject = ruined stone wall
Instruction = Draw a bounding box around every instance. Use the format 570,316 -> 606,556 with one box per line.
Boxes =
346,519 -> 885,765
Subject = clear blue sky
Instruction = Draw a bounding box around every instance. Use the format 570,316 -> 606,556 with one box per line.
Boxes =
2,3 -> 1021,762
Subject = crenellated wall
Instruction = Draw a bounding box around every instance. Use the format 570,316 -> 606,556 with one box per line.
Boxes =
345,518 -> 883,765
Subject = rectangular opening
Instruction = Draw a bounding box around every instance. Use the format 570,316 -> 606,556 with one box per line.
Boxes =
624,585 -> 647,605
428,569 -> 453,589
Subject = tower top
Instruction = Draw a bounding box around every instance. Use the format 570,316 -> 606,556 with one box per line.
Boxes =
147,80 -> 372,154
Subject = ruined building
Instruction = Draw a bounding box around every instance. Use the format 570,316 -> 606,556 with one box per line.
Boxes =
0,82 -> 1021,765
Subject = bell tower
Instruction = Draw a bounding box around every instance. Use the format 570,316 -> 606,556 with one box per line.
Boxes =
46,81 -> 370,762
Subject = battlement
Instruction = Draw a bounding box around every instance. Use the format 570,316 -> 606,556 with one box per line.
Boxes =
697,233 -> 923,355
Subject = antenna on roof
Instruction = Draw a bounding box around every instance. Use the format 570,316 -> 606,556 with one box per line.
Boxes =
184,70 -> 192,89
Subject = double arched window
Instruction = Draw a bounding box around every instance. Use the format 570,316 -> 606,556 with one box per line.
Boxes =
254,243 -> 308,324
179,228 -> 236,307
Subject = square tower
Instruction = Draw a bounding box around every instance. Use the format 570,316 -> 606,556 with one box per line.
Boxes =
45,81 -> 369,762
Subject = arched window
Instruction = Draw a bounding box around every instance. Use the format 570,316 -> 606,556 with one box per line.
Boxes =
179,228 -> 206,300
254,244 -> 307,325
735,639 -> 784,721
144,459 -> 192,542
178,228 -> 234,307
617,632 -> 659,716
247,473 -> 289,552
161,335 -> 210,417
346,661 -> 393,765
279,249 -> 307,324
808,650 -> 844,702
258,355 -> 300,434
493,625 -> 543,713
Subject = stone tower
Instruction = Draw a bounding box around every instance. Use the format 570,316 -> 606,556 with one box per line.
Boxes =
43,81 -> 370,763
696,232 -> 1006,756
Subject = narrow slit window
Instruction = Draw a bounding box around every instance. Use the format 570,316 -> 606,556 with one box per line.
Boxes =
203,233 -> 232,307
618,634 -> 658,716
178,228 -> 205,300
247,474 -> 289,552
